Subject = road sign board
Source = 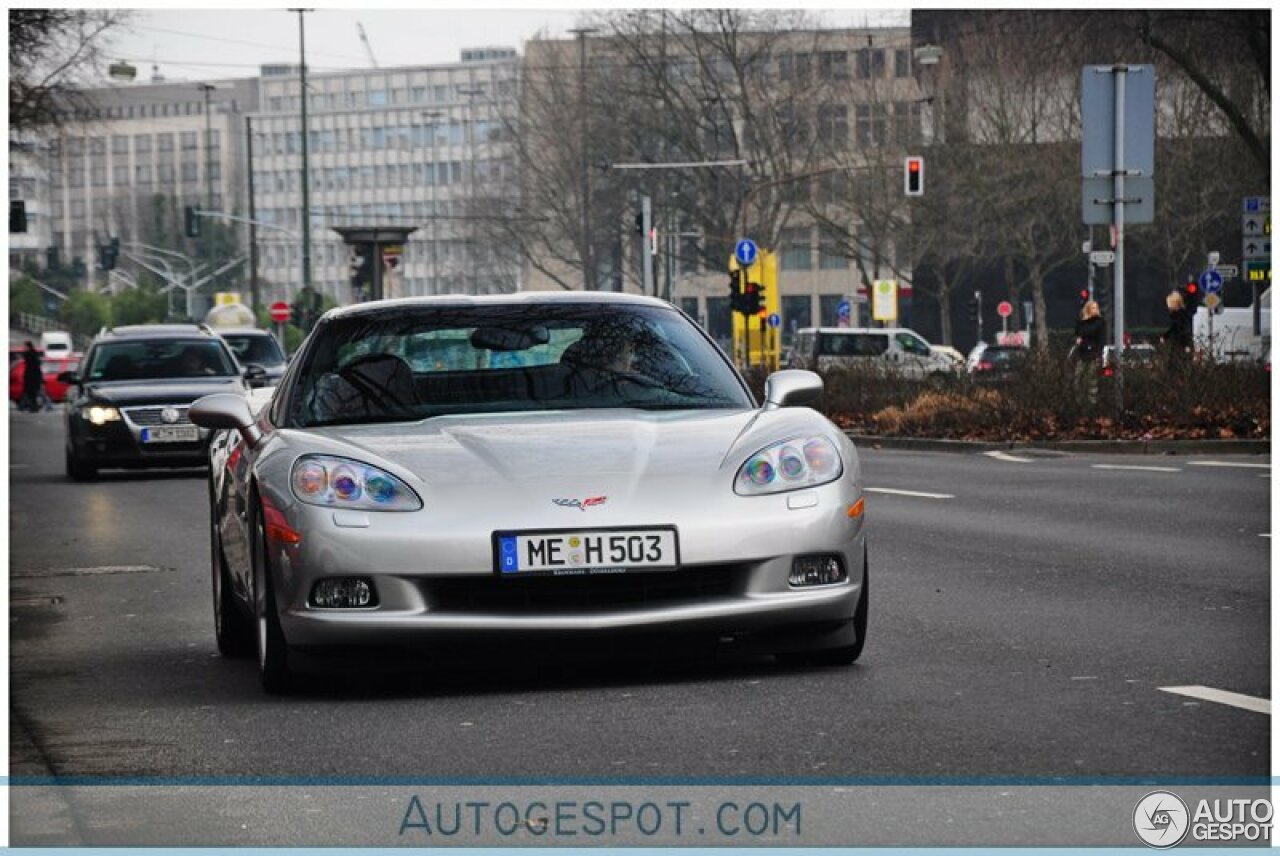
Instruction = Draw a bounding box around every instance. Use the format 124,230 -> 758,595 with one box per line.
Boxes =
1243,196 -> 1271,214
996,300 -> 1013,318
1243,238 -> 1272,260
1244,260 -> 1271,284
269,301 -> 291,323
1242,214 -> 1269,237
767,312 -> 781,329
836,299 -> 851,317
1199,269 -> 1224,294
1082,177 -> 1155,225
1204,293 -> 1222,310
1081,66 -> 1155,179
1089,250 -> 1116,265
872,280 -> 898,323
1217,264 -> 1239,279
734,239 -> 758,266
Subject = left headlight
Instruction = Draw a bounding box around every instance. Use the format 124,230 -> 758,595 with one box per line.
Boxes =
734,436 -> 843,496
290,454 -> 422,511
80,405 -> 121,426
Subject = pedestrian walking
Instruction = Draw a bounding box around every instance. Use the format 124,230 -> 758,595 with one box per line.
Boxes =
1072,300 -> 1105,364
20,341 -> 43,412
1159,290 -> 1194,360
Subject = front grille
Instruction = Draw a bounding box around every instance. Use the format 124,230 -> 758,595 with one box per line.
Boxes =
122,405 -> 193,427
426,565 -> 741,615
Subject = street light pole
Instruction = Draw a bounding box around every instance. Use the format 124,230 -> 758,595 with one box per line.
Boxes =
569,28 -> 597,291
290,8 -> 314,303
246,114 -> 261,313
198,83 -> 216,210
458,87 -> 484,295
420,110 -> 444,295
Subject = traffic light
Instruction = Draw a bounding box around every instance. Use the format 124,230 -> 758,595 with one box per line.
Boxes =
184,205 -> 201,238
9,200 -> 27,233
350,244 -> 374,295
728,269 -> 743,311
752,282 -> 768,317
904,156 -> 924,197
1078,288 -> 1090,307
740,281 -> 762,315
966,296 -> 979,322
98,236 -> 119,271
290,302 -> 304,328
1181,280 -> 1201,309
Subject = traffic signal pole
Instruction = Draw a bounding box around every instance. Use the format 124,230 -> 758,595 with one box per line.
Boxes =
1111,67 -> 1127,416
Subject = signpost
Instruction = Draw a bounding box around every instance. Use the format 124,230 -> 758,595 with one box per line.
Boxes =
996,300 -> 1013,338
872,280 -> 898,323
1242,196 -> 1271,336
269,300 -> 291,352
1089,250 -> 1116,266
1199,268 -> 1224,295
836,298 -> 852,328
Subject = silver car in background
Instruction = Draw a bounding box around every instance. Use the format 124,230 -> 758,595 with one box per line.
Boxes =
191,293 -> 868,692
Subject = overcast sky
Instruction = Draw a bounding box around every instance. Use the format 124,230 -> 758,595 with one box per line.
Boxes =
102,7 -> 912,84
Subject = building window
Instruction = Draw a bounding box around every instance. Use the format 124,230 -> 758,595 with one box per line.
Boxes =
91,165 -> 106,186
67,138 -> 84,156
816,170 -> 851,205
892,101 -> 923,146
819,225 -> 849,270
90,137 -> 106,155
780,226 -> 812,271
679,297 -> 699,321
158,163 -> 174,182
855,104 -> 888,147
111,135 -> 129,155
818,294 -> 845,326
134,134 -> 151,154
781,295 -> 812,343
70,199 -> 85,218
856,48 -> 886,80
207,129 -> 221,150
895,49 -> 910,78
777,104 -> 807,145
818,51 -> 848,80
817,103 -> 848,146
181,131 -> 198,150
181,162 -> 199,183
208,162 -> 221,181
157,133 -> 174,152
68,169 -> 84,188
135,164 -> 151,185
113,165 -> 130,185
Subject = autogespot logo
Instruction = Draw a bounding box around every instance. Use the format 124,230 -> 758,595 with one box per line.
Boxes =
1134,791 -> 1190,849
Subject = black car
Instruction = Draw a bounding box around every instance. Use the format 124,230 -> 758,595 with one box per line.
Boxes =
62,324 -> 260,480
967,343 -> 1029,384
217,327 -> 288,388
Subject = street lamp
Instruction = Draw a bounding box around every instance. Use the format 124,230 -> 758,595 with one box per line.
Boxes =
458,87 -> 484,295
568,27 -> 598,291
197,83 -> 216,210
289,8 -> 314,303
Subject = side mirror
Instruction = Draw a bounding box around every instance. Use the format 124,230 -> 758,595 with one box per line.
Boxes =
56,371 -> 79,385
763,369 -> 823,410
242,363 -> 268,381
189,393 -> 262,447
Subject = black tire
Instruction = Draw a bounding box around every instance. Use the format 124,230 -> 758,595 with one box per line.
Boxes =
779,545 -> 869,667
251,500 -> 295,693
65,446 -> 97,482
211,493 -> 254,658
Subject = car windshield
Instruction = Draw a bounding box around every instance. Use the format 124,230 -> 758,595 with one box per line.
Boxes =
222,332 -> 286,367
285,303 -> 752,427
85,339 -> 238,382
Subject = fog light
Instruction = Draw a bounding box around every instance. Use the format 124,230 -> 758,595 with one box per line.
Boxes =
789,555 -> 846,587
310,578 -> 376,608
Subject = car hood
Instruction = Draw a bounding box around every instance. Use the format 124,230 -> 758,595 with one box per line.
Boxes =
291,407 -> 838,500
85,377 -> 247,406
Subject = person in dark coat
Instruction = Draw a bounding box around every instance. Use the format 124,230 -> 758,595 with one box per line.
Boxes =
1073,300 -> 1105,363
1160,290 -> 1194,358
20,341 -> 43,412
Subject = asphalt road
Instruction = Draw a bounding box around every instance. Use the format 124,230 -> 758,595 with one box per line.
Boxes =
10,407 -> 1270,786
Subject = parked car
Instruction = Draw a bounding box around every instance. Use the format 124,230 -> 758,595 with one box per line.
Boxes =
217,327 -> 288,388
966,343 -> 1029,383
930,345 -> 967,373
61,324 -> 261,480
190,293 -> 869,692
9,351 -> 81,405
789,327 -> 955,378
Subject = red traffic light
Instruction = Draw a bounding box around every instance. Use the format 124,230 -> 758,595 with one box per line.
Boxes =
1185,282 -> 1198,295
1078,289 -> 1089,301
908,159 -> 921,173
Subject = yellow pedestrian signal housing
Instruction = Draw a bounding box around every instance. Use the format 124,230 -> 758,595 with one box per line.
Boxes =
904,156 -> 924,196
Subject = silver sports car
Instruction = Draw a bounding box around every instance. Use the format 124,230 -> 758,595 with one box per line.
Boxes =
190,292 -> 867,692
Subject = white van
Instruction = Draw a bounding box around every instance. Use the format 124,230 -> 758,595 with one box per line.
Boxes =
789,327 -> 957,378
39,331 -> 73,359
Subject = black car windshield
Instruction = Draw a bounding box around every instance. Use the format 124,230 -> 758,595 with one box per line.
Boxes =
285,303 -> 752,427
86,339 -> 239,381
222,332 -> 286,367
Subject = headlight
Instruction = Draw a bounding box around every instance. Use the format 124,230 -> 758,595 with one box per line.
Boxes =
734,436 -> 843,496
81,405 -> 121,425
290,455 -> 422,511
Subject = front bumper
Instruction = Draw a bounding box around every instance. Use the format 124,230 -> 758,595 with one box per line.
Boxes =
68,413 -> 212,469
268,480 -> 866,647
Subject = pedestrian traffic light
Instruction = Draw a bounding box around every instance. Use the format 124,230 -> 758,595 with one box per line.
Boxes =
904,156 -> 924,197
184,205 -> 201,238
1181,280 -> 1201,308
9,200 -> 27,233
1078,288 -> 1090,306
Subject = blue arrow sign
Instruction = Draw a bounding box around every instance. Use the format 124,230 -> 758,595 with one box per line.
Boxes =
1199,269 -> 1224,294
767,312 -> 781,329
836,299 -> 851,318
734,238 -> 758,266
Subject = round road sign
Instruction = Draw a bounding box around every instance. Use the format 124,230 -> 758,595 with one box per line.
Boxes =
767,312 -> 781,328
734,239 -> 758,266
269,300 -> 291,323
1199,269 -> 1224,294
996,300 -> 1013,318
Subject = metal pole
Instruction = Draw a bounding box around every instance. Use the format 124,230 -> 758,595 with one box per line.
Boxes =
246,115 -> 260,314
422,110 -> 443,295
569,29 -> 596,291
641,194 -> 653,296
293,9 -> 314,303
1112,67 -> 1126,415
975,289 -> 983,344
200,84 -> 216,210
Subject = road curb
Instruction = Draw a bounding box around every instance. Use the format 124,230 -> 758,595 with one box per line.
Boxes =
846,433 -> 1272,456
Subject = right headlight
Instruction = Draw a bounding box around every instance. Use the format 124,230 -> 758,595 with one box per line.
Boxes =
734,436 -> 843,496
80,405 -> 121,425
290,454 -> 422,511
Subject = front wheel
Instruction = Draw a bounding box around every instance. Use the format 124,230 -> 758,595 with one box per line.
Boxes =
252,501 -> 295,693
778,545 -> 869,667
211,495 -> 254,658
65,446 -> 97,482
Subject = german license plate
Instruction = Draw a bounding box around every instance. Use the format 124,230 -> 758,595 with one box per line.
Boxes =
141,426 -> 199,443
495,528 -> 678,576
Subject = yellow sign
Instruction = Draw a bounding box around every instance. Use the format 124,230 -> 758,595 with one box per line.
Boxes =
872,280 -> 898,322
214,291 -> 242,307
1204,292 -> 1222,310
729,248 -> 780,372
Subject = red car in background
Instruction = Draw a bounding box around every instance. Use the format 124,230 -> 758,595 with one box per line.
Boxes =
9,349 -> 81,405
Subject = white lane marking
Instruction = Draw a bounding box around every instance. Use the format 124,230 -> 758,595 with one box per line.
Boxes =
864,487 -> 955,500
1158,685 -> 1270,715
984,450 -> 1034,463
1260,534 -> 1271,539
1187,460 -> 1271,470
1091,464 -> 1182,473
9,464 -> 30,469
